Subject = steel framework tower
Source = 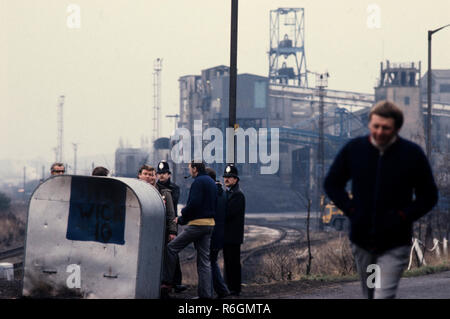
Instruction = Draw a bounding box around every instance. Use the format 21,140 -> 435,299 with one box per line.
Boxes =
269,8 -> 308,87
56,95 -> 65,162
152,58 -> 162,143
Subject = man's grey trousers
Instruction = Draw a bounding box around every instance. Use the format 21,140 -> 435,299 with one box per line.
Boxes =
351,243 -> 411,299
164,225 -> 214,299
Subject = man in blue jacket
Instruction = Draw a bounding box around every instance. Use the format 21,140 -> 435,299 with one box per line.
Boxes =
324,100 -> 438,299
162,160 -> 217,299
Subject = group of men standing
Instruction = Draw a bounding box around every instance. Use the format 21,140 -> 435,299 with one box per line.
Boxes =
139,160 -> 245,299
49,159 -> 246,299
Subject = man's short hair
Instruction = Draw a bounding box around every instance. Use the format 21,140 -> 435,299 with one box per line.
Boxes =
369,100 -> 404,130
205,167 -> 216,181
92,166 -> 109,176
138,164 -> 155,175
50,162 -> 65,173
189,160 -> 206,173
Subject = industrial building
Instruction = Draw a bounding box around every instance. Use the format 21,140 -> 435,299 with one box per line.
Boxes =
171,61 -> 450,212
421,69 -> 450,104
114,7 -> 450,212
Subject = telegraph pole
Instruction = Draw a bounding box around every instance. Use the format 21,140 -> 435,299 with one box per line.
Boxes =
427,24 -> 450,159
153,58 -> 162,142
166,114 -> 180,183
23,166 -> 26,202
315,72 -> 329,227
56,95 -> 65,162
227,0 -> 238,165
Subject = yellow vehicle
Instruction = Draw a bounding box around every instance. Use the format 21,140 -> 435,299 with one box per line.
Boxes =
320,195 -> 349,231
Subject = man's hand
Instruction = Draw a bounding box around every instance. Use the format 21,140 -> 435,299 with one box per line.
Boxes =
168,234 -> 176,242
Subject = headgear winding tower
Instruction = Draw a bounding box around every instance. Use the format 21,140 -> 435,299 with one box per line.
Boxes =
269,8 -> 308,87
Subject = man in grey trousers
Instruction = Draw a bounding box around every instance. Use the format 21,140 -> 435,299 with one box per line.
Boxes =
162,160 -> 217,299
324,100 -> 438,299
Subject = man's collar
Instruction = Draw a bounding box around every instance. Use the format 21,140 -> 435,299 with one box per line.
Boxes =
226,182 -> 239,192
159,178 -> 171,185
195,171 -> 207,178
369,135 -> 398,154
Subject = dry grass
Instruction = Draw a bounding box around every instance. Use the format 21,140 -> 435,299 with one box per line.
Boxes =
257,245 -> 303,282
178,233 -> 357,285
0,203 -> 27,251
249,234 -> 355,283
309,235 -> 356,276
24,275 -> 83,299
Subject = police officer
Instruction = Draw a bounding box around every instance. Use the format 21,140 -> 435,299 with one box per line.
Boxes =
156,160 -> 185,293
222,164 -> 246,296
206,167 -> 230,298
156,161 -> 180,210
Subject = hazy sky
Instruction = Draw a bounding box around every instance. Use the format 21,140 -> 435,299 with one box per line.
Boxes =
1,0 -> 450,165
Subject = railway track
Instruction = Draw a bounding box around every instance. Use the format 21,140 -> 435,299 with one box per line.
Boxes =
240,219 -> 338,266
179,222 -> 308,264
0,246 -> 23,261
241,225 -> 298,264
178,223 -> 291,264
0,221 -> 332,269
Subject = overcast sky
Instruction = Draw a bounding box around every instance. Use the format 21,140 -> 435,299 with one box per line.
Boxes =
1,0 -> 450,166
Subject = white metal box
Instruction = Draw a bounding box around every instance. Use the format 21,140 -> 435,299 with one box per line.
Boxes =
22,175 -> 165,298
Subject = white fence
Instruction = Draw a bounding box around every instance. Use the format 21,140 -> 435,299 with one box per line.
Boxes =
408,237 -> 449,270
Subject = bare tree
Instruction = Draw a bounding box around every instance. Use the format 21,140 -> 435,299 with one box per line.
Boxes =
293,189 -> 314,276
306,198 -> 313,275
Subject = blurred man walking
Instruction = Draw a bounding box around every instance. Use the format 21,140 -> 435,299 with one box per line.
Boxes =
324,100 -> 438,299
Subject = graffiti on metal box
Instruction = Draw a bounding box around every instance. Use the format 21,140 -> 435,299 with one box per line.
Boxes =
66,177 -> 126,244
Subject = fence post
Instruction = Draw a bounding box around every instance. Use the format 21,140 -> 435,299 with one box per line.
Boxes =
432,238 -> 441,258
408,238 -> 427,270
443,238 -> 448,258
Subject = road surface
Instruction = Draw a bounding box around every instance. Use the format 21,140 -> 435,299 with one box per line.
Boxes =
285,271 -> 450,299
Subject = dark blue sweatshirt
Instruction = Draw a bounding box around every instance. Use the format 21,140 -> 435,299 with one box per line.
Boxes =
178,172 -> 217,225
324,135 -> 438,253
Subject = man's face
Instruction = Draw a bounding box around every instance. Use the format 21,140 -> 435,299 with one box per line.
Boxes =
157,172 -> 170,183
139,169 -> 156,185
224,176 -> 238,188
188,164 -> 198,177
51,165 -> 65,176
368,114 -> 398,146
